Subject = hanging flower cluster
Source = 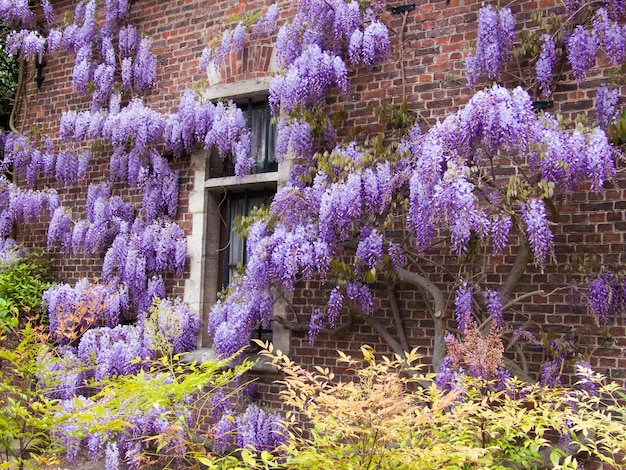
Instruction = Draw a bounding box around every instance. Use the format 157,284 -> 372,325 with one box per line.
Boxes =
43,279 -> 129,345
0,179 -> 60,238
465,5 -> 515,87
585,272 -> 626,326
41,296 -> 200,395
271,0 -> 389,113
536,34 -> 556,96
209,83 -> 617,358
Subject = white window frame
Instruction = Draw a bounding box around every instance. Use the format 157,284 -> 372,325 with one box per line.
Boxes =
184,77 -> 291,360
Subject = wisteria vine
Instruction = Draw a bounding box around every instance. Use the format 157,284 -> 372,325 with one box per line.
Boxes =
0,0 -> 257,319
0,2 -> 624,465
201,0 -> 622,393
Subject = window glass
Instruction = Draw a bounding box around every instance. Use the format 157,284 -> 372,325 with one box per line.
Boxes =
248,104 -> 277,173
219,190 -> 275,346
208,99 -> 277,178
220,190 -> 273,289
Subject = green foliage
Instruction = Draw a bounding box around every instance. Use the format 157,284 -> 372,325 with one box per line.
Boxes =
51,346 -> 257,469
0,322 -> 58,469
608,109 -> 626,146
0,250 -> 51,321
253,343 -> 626,470
0,297 -> 18,333
372,101 -> 416,136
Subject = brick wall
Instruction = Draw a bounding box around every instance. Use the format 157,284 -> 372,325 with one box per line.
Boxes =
14,0 -> 626,403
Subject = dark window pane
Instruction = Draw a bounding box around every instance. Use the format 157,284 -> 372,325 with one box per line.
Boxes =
219,190 -> 273,289
208,100 -> 276,178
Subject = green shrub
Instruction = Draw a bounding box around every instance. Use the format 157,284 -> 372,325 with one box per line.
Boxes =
0,322 -> 58,469
0,250 -> 51,321
0,298 -> 18,333
256,342 -> 626,470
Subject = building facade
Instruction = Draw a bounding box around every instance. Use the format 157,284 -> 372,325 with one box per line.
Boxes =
11,0 -> 626,406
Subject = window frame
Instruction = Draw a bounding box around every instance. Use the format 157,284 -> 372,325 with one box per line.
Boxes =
183,77 -> 291,356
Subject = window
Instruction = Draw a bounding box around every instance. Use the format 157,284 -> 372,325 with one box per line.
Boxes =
217,189 -> 273,290
207,99 -> 277,178
217,189 -> 275,346
184,78 -> 291,354
203,96 -> 279,349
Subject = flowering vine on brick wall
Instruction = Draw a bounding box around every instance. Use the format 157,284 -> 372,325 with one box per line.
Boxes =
0,0 -> 278,466
0,0 -> 625,465
203,0 -> 625,390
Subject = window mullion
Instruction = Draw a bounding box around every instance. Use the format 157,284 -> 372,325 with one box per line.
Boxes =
223,191 -> 233,288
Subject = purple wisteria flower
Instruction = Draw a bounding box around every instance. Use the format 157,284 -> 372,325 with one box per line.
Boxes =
47,207 -> 73,252
575,360 -> 598,396
198,47 -> 212,72
346,281 -> 374,315
455,283 -> 473,334
252,4 -> 279,38
141,297 -> 200,354
208,275 -> 274,357
536,116 -> 615,192
275,0 -> 362,67
72,58 -> 91,93
104,442 -> 120,470
362,161 -> 394,215
0,0 -> 35,28
432,163 -> 488,254
484,290 -> 504,328
495,367 -> 513,393
308,308 -> 324,343
519,199 -> 553,264
41,0 -> 55,25
586,272 -> 617,325
540,358 -> 562,387
603,0 -> 626,21
0,237 -> 26,269
465,5 -> 515,86
490,214 -> 511,254
213,412 -> 236,454
593,8 -> 626,66
566,25 -> 597,82
54,392 -> 192,470
133,38 -> 157,90
318,172 -> 362,243
203,101 -> 255,177
232,22 -> 246,55
387,241 -> 405,271
270,44 -> 349,114
37,346 -> 85,400
348,20 -> 390,69
355,227 -> 383,271
77,324 -> 146,380
327,286 -> 344,326
43,279 -> 130,345
536,34 -> 556,96
435,356 -> 465,393
119,25 -> 139,57
276,119 -> 313,161
408,86 -> 540,252
47,29 -> 63,54
236,404 -> 285,454
595,83 -> 619,129
7,30 -> 46,62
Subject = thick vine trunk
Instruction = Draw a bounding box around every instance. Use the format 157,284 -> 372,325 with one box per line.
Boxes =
394,267 -> 447,371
